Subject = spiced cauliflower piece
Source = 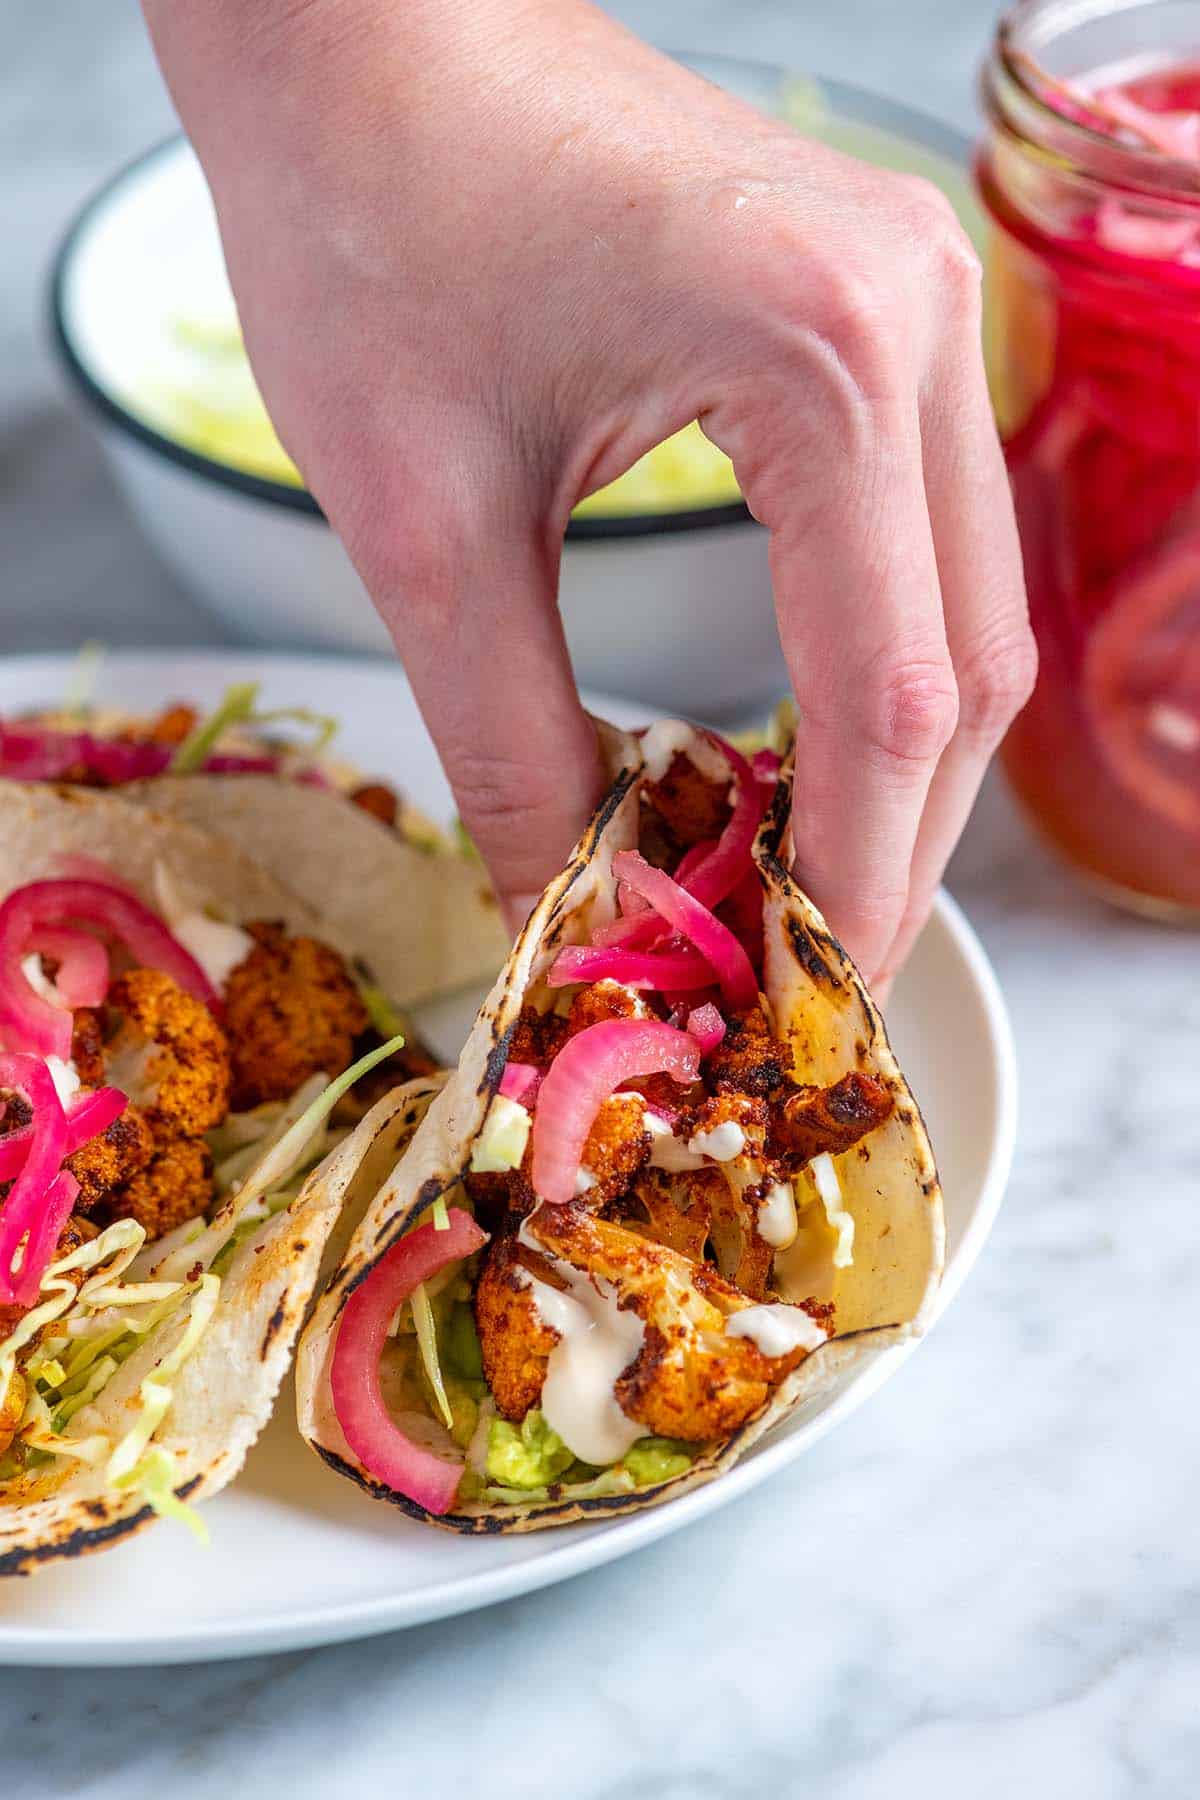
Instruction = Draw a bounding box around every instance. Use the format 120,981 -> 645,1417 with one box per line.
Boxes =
473,1238 -> 563,1423
515,1206 -> 814,1445
104,1136 -> 215,1239
65,1106 -> 156,1212
222,921 -> 368,1109
103,968 -> 231,1134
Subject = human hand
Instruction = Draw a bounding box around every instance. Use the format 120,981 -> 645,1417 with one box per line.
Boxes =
144,0 -> 1034,979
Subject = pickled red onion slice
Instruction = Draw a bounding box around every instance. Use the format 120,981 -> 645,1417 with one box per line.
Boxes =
611,851 -> 758,1010
202,753 -> 280,775
752,748 -> 782,785
531,1019 -> 700,1206
331,1207 -> 487,1512
547,944 -> 715,991
0,1086 -> 127,1182
0,725 -> 86,780
79,736 -> 172,783
25,927 -> 109,1009
682,733 -> 766,912
18,1171 -> 79,1303
686,1002 -> 727,1054
498,1062 -> 541,1106
0,878 -> 221,1060
0,1053 -> 71,1306
596,730 -> 767,954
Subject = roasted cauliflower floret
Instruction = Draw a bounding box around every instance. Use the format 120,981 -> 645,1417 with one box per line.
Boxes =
474,1237 -> 564,1422
65,1105 -> 155,1212
222,921 -> 368,1109
706,1005 -> 791,1098
505,1004 -> 569,1071
104,968 -> 231,1134
771,1071 -> 894,1168
103,1136 -> 214,1239
566,980 -> 656,1037
349,781 -> 400,827
577,1094 -> 651,1204
525,1206 -> 814,1444
642,752 -> 731,851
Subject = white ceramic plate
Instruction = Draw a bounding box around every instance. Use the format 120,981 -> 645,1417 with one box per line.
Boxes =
0,651 -> 1017,1666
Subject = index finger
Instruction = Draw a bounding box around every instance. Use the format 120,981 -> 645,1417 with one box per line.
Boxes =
762,391 -> 959,982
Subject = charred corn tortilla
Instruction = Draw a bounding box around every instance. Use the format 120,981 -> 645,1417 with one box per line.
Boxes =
120,774 -> 508,1006
0,785 -> 427,1573
296,726 -> 944,1532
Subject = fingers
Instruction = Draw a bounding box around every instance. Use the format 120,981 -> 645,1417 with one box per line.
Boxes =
875,284 -> 1036,982
763,384 -> 959,984
361,485 -> 605,934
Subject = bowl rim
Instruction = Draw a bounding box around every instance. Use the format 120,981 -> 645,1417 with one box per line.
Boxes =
48,58 -> 970,540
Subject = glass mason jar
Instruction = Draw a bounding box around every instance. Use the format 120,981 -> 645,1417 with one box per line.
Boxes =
979,0 -> 1200,919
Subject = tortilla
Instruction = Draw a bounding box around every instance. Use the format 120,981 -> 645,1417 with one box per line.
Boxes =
296,727 -> 944,1532
120,775 -> 509,1006
0,784 -> 428,1573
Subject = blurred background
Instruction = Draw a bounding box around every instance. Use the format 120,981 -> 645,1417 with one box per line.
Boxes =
8,0 -> 1002,654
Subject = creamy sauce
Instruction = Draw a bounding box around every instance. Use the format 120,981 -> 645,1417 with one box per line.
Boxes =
20,953 -> 61,1006
810,1152 -> 855,1268
643,1111 -> 746,1171
44,1055 -> 81,1106
517,1214 -> 645,1464
640,719 -> 730,786
756,1180 -> 798,1249
573,1165 -> 597,1195
726,1302 -> 827,1358
172,911 -> 255,990
689,1121 -> 746,1163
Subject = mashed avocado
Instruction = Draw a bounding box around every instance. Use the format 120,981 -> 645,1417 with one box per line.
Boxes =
486,1411 -> 574,1489
621,1437 -> 694,1487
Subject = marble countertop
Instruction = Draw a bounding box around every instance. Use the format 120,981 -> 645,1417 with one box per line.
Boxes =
5,2 -> 1197,1795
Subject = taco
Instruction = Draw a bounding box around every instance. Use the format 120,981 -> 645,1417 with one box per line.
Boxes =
0,682 -> 509,1005
0,783 -> 431,1574
296,721 -> 944,1531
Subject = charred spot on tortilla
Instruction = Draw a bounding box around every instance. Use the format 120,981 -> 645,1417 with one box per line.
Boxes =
260,1301 -> 288,1360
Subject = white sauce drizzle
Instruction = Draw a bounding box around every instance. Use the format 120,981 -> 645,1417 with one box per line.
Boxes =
171,912 -> 255,990
153,861 -> 254,989
20,953 -> 60,1005
640,719 -> 731,786
726,1303 -> 827,1358
44,1055 -> 81,1106
516,1215 -> 645,1464
643,1111 -> 746,1171
811,1152 -> 855,1268
756,1180 -> 798,1249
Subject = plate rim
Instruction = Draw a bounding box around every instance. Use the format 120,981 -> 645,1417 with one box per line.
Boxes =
0,649 -> 1017,1665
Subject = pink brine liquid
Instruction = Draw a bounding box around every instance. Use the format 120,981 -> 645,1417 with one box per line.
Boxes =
980,59 -> 1200,914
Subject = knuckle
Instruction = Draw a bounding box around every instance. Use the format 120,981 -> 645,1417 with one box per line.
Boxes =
955,625 -> 1039,746
888,175 -> 982,310
858,654 -> 960,766
448,752 -> 562,841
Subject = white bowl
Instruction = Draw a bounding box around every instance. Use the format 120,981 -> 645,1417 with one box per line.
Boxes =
51,59 -> 974,718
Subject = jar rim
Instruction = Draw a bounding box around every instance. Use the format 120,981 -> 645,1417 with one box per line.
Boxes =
984,0 -> 1200,203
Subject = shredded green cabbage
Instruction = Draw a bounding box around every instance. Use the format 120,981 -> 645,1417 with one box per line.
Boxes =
62,640 -> 105,720
159,1034 -> 405,1282
410,1283 -> 453,1430
169,681 -> 338,773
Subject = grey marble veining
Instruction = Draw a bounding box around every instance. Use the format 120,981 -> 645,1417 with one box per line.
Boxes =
3,2 -> 1199,1796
